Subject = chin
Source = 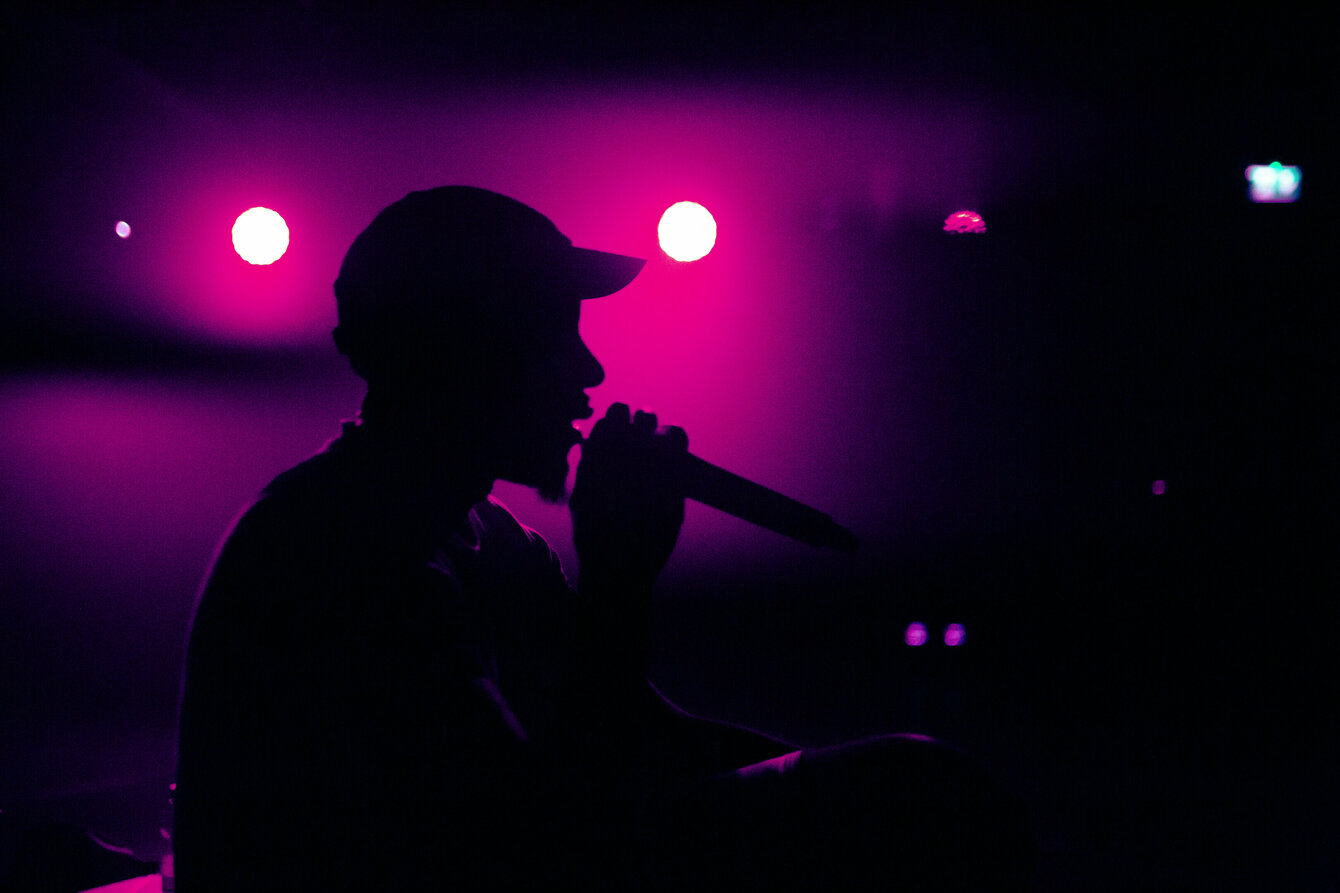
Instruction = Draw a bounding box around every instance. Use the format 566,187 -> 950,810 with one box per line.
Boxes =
507,445 -> 572,505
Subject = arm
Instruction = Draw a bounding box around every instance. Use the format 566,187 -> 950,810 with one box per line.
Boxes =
566,404 -> 796,773
174,500 -> 540,891
569,403 -> 684,695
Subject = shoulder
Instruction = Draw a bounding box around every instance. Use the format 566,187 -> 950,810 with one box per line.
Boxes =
216,452 -> 353,567
196,448 -> 402,623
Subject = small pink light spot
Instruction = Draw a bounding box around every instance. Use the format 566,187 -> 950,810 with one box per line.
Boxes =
905,622 -> 928,647
944,623 -> 966,647
943,210 -> 986,234
115,221 -> 131,239
1152,479 -> 1166,496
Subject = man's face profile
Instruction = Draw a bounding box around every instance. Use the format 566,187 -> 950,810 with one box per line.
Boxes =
473,290 -> 604,503
333,186 -> 642,503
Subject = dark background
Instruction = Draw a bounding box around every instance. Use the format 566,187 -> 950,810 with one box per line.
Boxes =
2,5 -> 1335,890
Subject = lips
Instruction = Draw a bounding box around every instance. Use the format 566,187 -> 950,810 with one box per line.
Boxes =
562,402 -> 593,443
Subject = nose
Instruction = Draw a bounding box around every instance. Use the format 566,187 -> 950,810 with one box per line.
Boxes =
579,338 -> 605,389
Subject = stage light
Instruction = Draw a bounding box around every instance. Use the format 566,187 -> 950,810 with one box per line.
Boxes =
658,201 -> 717,261
114,221 -> 131,239
1245,162 -> 1301,203
944,623 -> 966,647
905,622 -> 928,647
1152,479 -> 1167,496
943,210 -> 985,234
231,207 -> 290,265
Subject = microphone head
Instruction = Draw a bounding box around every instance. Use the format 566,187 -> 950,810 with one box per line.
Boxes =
821,523 -> 861,554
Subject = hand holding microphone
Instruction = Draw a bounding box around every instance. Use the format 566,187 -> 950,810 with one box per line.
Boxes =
569,404 -> 688,584
571,403 -> 859,581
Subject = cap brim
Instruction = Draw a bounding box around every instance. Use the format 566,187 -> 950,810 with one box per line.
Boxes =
570,247 -> 646,299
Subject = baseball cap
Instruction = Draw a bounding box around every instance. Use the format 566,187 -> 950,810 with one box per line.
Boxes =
332,186 -> 645,366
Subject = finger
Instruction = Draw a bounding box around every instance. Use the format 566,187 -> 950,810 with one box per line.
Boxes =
633,408 -> 657,433
590,403 -> 630,440
659,424 -> 689,452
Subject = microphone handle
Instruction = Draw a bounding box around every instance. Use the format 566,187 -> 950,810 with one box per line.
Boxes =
677,451 -> 861,553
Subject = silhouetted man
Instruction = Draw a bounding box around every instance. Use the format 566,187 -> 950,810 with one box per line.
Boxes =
174,186 -> 1032,891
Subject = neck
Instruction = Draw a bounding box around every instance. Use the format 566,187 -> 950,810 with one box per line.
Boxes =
350,388 -> 497,531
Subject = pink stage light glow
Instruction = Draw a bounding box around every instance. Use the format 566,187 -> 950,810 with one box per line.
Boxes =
149,186 -> 331,345
944,623 -> 966,646
905,622 -> 928,647
1152,479 -> 1167,496
115,221 -> 132,239
942,210 -> 985,234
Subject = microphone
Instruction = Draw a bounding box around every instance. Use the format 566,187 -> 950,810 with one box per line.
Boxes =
676,450 -> 860,553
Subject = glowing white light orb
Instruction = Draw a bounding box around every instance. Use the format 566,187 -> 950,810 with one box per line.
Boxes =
657,201 -> 717,262
231,207 -> 290,265
114,221 -> 131,239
